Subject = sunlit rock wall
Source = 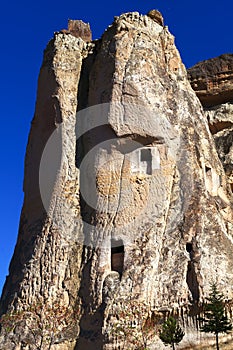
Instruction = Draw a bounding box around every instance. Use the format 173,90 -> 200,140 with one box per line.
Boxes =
0,12 -> 233,350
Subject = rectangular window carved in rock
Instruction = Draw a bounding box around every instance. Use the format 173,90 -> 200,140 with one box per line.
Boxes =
140,148 -> 152,175
130,146 -> 160,175
111,239 -> 124,277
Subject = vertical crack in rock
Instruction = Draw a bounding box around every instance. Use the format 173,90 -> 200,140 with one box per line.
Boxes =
186,242 -> 200,303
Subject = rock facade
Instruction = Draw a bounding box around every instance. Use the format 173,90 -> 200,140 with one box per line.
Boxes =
188,54 -> 233,202
0,12 -> 233,350
187,54 -> 233,107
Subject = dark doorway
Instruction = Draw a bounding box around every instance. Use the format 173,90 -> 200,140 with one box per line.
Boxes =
111,239 -> 124,277
186,243 -> 193,253
140,148 -> 152,175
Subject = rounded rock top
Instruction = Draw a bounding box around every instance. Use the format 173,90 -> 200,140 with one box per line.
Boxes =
147,9 -> 164,26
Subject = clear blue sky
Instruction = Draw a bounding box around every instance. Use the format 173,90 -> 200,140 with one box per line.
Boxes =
0,0 -> 232,294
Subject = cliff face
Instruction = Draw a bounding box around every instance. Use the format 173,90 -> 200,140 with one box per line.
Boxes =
187,54 -> 233,107
188,54 -> 233,199
1,12 -> 233,350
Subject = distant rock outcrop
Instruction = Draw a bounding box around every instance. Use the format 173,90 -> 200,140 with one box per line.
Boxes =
0,13 -> 233,350
59,19 -> 92,42
188,54 -> 233,107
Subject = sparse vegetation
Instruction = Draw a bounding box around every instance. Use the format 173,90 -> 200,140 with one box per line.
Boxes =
200,282 -> 232,350
159,316 -> 184,350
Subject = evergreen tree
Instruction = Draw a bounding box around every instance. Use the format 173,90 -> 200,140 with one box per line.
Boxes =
159,316 -> 184,350
200,282 -> 232,350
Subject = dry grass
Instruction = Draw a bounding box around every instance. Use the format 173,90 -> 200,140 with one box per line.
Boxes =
181,339 -> 233,350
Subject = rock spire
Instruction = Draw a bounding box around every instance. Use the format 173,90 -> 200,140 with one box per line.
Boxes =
0,12 -> 233,350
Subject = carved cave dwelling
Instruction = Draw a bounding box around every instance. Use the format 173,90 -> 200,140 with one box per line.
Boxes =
1,10 -> 233,350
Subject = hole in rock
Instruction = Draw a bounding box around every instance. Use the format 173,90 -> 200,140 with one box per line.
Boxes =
205,166 -> 211,173
230,183 -> 233,192
130,146 -> 160,175
186,243 -> 193,253
111,239 -> 124,277
140,148 -> 152,175
141,148 -> 152,162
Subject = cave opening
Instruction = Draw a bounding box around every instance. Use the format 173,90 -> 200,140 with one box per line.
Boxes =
230,183 -> 233,192
186,243 -> 193,253
111,239 -> 124,277
186,242 -> 199,302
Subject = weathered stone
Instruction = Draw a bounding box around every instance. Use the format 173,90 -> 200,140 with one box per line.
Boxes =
147,9 -> 164,26
0,32 -> 89,349
188,54 -> 233,107
1,12 -> 233,350
205,104 -> 233,191
58,20 -> 92,42
68,20 -> 92,42
188,56 -> 233,201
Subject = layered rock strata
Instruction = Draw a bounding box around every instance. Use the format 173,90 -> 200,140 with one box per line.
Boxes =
188,54 -> 233,107
0,12 -> 233,350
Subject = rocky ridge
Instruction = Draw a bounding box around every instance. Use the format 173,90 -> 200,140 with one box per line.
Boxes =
0,11 -> 233,350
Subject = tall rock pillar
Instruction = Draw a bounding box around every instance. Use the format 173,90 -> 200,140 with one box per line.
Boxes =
1,11 -> 233,350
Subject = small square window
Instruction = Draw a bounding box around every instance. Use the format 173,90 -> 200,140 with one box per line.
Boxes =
140,148 -> 152,162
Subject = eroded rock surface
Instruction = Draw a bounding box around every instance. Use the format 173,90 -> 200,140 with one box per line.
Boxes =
188,55 -> 233,198
59,20 -> 92,42
188,54 -> 233,107
67,20 -> 92,41
0,12 -> 233,350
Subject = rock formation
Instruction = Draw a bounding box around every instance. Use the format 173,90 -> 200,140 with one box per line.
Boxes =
188,54 -> 233,107
188,54 -> 233,201
0,11 -> 233,350
147,9 -> 164,26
